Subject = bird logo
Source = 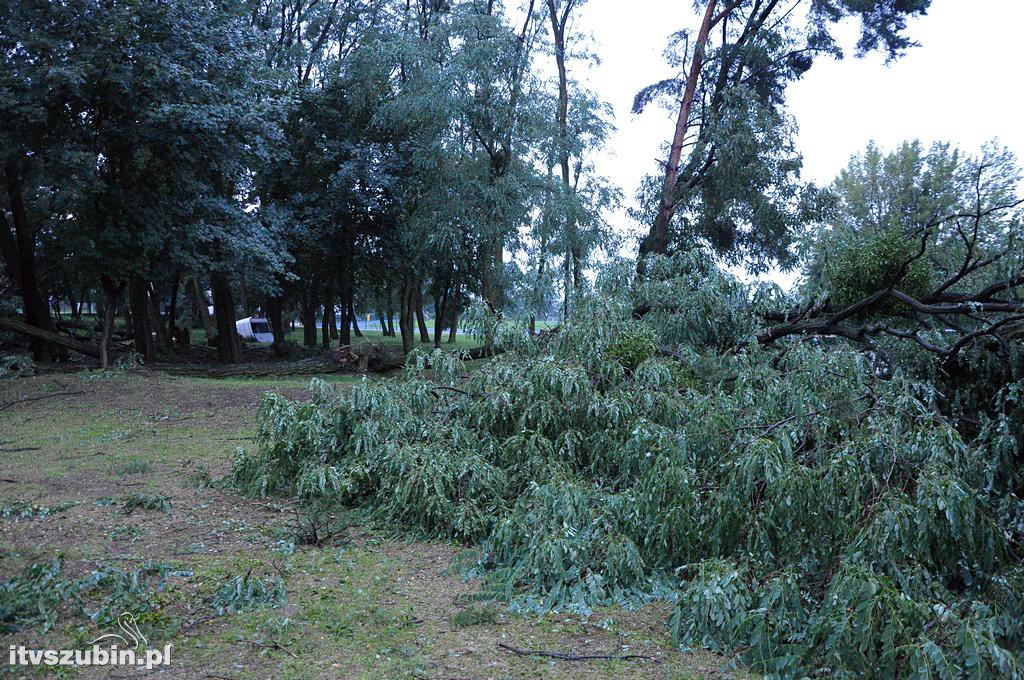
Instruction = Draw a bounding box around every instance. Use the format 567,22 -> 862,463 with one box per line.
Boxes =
89,612 -> 147,650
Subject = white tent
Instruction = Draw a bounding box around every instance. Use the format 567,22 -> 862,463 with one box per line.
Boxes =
236,317 -> 275,343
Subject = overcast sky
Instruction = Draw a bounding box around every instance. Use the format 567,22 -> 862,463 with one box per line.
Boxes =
566,0 -> 1024,254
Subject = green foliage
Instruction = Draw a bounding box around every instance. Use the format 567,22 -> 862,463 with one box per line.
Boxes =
0,558 -> 182,634
116,459 -> 153,476
823,228 -> 934,311
122,493 -> 172,514
233,252 -> 1024,677
0,355 -> 36,378
605,326 -> 658,371
108,525 -> 142,542
0,559 -> 67,633
184,466 -> 214,490
1,500 -> 76,520
209,572 -> 286,616
451,606 -> 498,628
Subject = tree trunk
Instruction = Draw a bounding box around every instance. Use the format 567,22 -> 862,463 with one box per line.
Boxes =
167,271 -> 181,340
301,294 -> 317,346
321,300 -> 331,349
398,275 -> 416,354
147,281 -> 169,350
99,275 -> 122,368
349,300 -> 362,337
128,276 -> 156,361
385,284 -> 395,336
1,156 -> 65,361
480,239 -> 505,313
448,309 -> 458,344
640,0 -> 719,264
433,283 -> 450,349
210,272 -> 240,363
72,287 -> 85,320
267,294 -> 286,355
415,278 -> 430,343
547,0 -> 583,308
191,278 -> 216,338
0,315 -> 102,359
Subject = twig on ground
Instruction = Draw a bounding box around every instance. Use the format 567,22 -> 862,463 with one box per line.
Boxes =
236,638 -> 298,658
496,642 -> 663,664
0,390 -> 86,412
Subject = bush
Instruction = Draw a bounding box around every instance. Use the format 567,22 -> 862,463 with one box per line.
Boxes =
0,558 -> 181,635
0,355 -> 36,378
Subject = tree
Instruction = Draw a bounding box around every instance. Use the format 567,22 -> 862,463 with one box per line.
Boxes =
635,0 -> 932,271
1,0 -> 282,365
543,0 -> 617,316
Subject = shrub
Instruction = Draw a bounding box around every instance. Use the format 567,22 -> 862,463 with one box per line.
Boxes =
0,355 -> 36,378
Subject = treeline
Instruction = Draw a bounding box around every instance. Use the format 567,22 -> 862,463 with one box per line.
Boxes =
1,0 -> 615,364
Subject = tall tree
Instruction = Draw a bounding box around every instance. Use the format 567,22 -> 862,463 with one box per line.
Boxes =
635,0 -> 932,270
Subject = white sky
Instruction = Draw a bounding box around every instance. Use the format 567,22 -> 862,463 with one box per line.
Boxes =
566,0 -> 1024,255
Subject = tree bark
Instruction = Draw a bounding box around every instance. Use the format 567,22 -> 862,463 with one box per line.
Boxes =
146,281 -> 169,350
1,156 -> 65,361
301,294 -> 317,346
0,315 -> 101,359
547,0 -> 582,307
321,300 -> 332,349
210,272 -> 240,363
398,275 -> 416,354
640,0 -> 719,263
385,284 -> 396,336
349,300 -> 362,337
99,275 -> 123,368
191,278 -> 216,339
415,278 -> 430,343
128,275 -> 156,361
337,243 -> 353,346
167,271 -> 181,340
448,309 -> 458,343
434,282 -> 450,349
267,294 -> 286,355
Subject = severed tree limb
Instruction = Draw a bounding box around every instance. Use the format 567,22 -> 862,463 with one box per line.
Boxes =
497,642 -> 663,664
0,315 -> 101,359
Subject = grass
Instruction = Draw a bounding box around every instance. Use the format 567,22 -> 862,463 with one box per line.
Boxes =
0,370 -> 753,679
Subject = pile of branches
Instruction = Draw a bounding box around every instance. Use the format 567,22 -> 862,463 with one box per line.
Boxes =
227,261 -> 1024,677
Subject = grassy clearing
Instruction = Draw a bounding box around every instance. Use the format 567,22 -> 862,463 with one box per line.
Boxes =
0,371 -> 750,678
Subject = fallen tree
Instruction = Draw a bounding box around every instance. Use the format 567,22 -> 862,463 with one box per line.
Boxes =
757,198 -> 1024,364
227,260 -> 1023,677
0,316 -> 101,359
